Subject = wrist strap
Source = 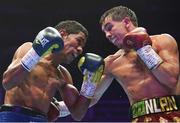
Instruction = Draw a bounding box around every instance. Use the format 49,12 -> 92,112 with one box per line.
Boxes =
80,80 -> 96,99
21,48 -> 40,72
137,45 -> 163,70
56,101 -> 70,117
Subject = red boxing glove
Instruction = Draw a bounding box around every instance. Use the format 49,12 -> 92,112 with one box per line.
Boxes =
123,27 -> 152,50
123,27 -> 163,70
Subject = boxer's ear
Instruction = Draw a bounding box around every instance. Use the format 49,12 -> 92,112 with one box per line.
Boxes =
59,29 -> 68,39
123,17 -> 131,26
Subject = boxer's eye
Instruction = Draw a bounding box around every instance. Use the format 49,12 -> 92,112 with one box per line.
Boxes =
104,23 -> 113,32
76,37 -> 85,48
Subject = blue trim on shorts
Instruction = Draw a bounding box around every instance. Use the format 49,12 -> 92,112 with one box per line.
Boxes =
0,111 -> 48,122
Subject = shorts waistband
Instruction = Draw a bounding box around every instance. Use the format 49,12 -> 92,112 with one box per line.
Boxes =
131,95 -> 180,118
0,104 -> 47,118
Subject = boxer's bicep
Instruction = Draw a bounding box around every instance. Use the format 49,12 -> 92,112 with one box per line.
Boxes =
2,42 -> 32,90
158,34 -> 179,76
151,34 -> 179,88
59,83 -> 79,111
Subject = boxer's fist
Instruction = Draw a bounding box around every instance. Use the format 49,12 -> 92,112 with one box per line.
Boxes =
123,27 -> 152,50
123,27 -> 163,70
47,102 -> 60,122
21,27 -> 64,71
33,27 -> 64,57
78,53 -> 104,98
47,98 -> 70,122
78,53 -> 104,83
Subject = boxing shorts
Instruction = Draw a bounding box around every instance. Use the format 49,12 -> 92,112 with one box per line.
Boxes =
131,95 -> 180,122
0,104 -> 48,122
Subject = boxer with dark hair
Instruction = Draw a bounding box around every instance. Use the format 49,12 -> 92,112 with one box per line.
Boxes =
1,20 -> 104,122
92,6 -> 179,122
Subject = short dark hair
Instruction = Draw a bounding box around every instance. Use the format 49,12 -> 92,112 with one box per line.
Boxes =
54,20 -> 88,40
99,6 -> 138,27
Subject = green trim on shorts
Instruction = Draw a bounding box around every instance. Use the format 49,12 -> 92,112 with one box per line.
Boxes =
131,95 -> 180,118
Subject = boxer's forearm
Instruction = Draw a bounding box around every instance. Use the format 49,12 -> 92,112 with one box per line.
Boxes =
2,60 -> 29,90
59,84 -> 90,121
152,61 -> 179,89
69,95 -> 91,121
89,74 -> 114,107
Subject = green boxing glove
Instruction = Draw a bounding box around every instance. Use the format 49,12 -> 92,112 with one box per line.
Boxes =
78,53 -> 104,99
21,27 -> 64,71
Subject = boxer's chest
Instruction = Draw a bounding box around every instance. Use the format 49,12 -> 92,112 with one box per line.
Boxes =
29,62 -> 60,87
110,51 -> 149,81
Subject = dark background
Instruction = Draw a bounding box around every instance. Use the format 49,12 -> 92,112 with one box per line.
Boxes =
0,0 -> 179,122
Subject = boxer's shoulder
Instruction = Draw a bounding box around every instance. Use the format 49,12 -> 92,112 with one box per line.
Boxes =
159,34 -> 177,45
150,33 -> 174,41
104,49 -> 126,74
151,34 -> 177,50
18,42 -> 33,51
13,42 -> 33,60
105,49 -> 125,63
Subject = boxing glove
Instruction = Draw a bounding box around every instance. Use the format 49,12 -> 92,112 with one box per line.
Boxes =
78,53 -> 104,98
123,27 -> 163,69
21,27 -> 64,71
123,27 -> 152,50
47,98 -> 70,122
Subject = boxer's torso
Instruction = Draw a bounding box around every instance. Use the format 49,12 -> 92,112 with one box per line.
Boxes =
105,35 -> 178,105
4,59 -> 64,114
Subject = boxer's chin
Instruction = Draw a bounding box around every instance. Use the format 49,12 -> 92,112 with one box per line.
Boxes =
65,54 -> 75,64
